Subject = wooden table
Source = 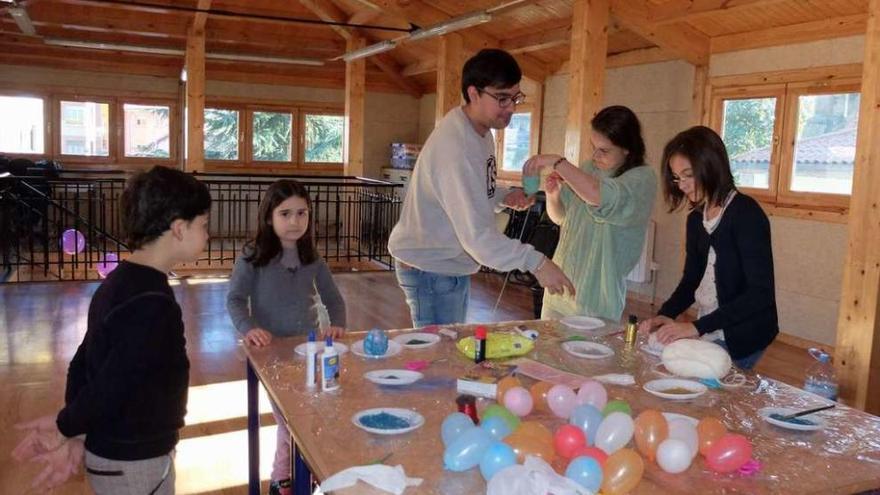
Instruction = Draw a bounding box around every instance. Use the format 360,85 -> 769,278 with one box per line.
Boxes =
243,320 -> 880,494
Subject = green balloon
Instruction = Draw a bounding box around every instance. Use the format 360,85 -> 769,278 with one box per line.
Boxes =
481,404 -> 521,430
602,399 -> 632,417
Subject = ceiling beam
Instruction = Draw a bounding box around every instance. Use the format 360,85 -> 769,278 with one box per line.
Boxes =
193,0 -> 211,31
610,0 -> 709,66
501,19 -> 570,54
401,57 -> 435,77
647,0 -> 788,26
711,14 -> 868,53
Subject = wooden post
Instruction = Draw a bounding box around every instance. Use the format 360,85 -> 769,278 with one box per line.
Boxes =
344,37 -> 366,177
184,23 -> 206,172
435,33 -> 464,125
834,0 -> 880,414
690,65 -> 710,126
564,0 -> 609,165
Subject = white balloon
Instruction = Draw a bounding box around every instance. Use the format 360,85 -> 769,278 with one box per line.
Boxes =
595,412 -> 634,454
667,419 -> 699,459
657,438 -> 693,474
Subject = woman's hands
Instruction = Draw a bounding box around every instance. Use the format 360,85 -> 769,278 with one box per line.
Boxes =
244,327 -> 272,346
639,316 -> 699,344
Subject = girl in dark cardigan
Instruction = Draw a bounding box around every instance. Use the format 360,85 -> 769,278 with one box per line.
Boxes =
639,126 -> 778,369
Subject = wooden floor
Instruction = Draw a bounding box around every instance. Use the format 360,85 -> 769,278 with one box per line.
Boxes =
0,271 -> 812,494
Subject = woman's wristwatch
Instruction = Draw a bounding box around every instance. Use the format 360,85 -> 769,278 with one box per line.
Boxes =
552,157 -> 566,171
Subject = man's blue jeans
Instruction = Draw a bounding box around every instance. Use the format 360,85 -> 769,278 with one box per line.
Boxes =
394,260 -> 470,328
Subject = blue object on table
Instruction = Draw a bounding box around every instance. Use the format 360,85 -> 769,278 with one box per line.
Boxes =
522,175 -> 540,195
698,378 -> 723,389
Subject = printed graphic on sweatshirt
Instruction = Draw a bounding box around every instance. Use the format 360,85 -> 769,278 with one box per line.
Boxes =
486,155 -> 497,198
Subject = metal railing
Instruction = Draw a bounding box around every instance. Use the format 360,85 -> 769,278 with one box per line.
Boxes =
1,170 -> 401,282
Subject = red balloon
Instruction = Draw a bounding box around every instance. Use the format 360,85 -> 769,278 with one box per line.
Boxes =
554,424 -> 587,459
705,433 -> 752,473
569,445 -> 609,468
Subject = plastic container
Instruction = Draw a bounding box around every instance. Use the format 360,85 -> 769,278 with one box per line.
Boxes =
321,336 -> 340,392
804,348 -> 838,401
305,330 -> 318,388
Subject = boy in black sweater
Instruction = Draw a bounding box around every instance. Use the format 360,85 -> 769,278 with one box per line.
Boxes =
12,166 -> 211,493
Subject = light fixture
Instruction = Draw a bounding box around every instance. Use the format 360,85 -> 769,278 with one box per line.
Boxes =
339,39 -> 397,62
209,52 -> 324,66
407,11 -> 491,42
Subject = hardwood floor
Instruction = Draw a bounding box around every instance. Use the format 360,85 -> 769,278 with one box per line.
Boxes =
0,271 -> 812,494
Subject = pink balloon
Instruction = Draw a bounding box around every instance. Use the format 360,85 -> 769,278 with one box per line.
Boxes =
502,386 -> 534,417
576,380 -> 608,410
61,229 -> 86,255
547,384 -> 577,419
96,252 -> 119,279
705,433 -> 752,473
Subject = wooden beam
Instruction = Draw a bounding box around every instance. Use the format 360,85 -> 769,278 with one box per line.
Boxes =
344,37 -> 366,177
184,21 -> 206,172
193,0 -> 211,31
834,0 -> 880,414
610,0 -> 710,66
435,33 -> 464,124
502,24 -> 570,55
690,64 -> 709,126
402,57 -> 436,76
648,0 -> 785,25
347,8 -> 381,26
711,14 -> 868,53
564,0 -> 609,164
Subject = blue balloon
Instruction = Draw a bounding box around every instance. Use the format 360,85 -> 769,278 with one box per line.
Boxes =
441,412 -> 474,446
479,442 -> 518,481
480,416 -> 513,441
565,456 -> 603,492
569,404 -> 603,446
444,427 -> 493,472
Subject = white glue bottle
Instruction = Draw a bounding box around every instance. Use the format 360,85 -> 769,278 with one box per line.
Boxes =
304,330 -> 318,388
320,336 -> 340,392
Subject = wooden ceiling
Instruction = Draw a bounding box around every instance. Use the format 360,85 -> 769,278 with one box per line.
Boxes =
0,0 -> 870,97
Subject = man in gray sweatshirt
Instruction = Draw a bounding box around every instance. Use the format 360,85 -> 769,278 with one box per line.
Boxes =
388,49 -> 574,328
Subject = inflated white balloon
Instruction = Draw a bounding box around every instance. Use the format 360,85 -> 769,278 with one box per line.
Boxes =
667,419 -> 699,459
657,438 -> 693,474
594,412 -> 634,454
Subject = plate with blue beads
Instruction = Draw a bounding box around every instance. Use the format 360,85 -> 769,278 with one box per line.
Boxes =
759,407 -> 826,431
352,407 -> 425,435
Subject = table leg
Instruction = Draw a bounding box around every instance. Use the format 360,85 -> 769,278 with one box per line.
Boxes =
247,359 -> 260,495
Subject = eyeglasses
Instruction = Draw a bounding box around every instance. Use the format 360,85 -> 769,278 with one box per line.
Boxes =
671,172 -> 695,184
477,88 -> 526,108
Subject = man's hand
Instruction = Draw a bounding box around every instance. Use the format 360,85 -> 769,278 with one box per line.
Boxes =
12,415 -> 64,462
533,258 -> 576,296
501,189 -> 535,210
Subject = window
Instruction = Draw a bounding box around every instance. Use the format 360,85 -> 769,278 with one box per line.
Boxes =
303,113 -> 343,163
204,108 -> 240,160
59,100 -> 110,156
123,103 -> 170,158
720,97 -> 778,190
501,113 -> 532,172
252,111 -> 292,162
0,95 -> 44,154
790,93 -> 859,195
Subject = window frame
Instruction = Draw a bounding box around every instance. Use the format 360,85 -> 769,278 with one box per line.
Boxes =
248,106 -> 298,167
299,107 -> 346,171
202,102 -> 245,167
55,95 -> 116,164
0,91 -> 51,158
118,98 -> 179,166
495,102 -> 540,180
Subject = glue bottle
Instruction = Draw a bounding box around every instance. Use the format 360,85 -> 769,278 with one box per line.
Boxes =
320,336 -> 340,392
305,330 -> 318,388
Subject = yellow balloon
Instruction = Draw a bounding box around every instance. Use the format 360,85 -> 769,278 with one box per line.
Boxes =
602,448 -> 645,495
529,381 -> 554,413
697,417 -> 727,457
505,428 -> 556,464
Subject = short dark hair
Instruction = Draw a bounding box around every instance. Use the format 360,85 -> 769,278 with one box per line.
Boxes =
591,105 -> 646,178
461,49 -> 522,104
121,165 -> 211,250
245,179 -> 318,268
661,126 -> 737,212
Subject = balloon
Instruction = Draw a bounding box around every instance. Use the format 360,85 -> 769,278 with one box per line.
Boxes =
517,421 -> 554,446
569,404 -> 604,445
565,456 -> 603,492
441,412 -> 475,446
569,446 -> 608,468
480,416 -> 513,441
95,252 -> 119,279
595,412 -> 635,455
479,442 -> 518,481
697,417 -> 727,456
705,433 -> 752,473
444,426 -> 493,471
547,384 -> 577,419
553,424 -> 587,459
576,380 -> 608,410
61,229 -> 86,255
667,419 -> 699,460
529,381 -> 554,413
496,375 -> 521,403
656,438 -> 693,474
503,386 -> 534,417
481,404 -> 520,431
633,410 -> 668,462
601,448 -> 644,495
505,426 -> 555,464
602,399 -> 632,417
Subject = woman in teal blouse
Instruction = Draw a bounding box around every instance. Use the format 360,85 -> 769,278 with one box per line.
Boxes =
523,105 -> 657,321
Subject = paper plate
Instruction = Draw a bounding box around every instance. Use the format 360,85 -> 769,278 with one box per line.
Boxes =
293,341 -> 349,357
352,407 -> 425,435
561,316 -> 606,331
364,369 -> 424,386
640,343 -> 664,357
351,339 -> 403,359
643,378 -> 708,400
562,340 -> 614,359
662,412 -> 699,427
758,407 -> 826,432
392,332 -> 441,349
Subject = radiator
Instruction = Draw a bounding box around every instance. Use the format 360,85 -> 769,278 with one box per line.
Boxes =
626,219 -> 657,283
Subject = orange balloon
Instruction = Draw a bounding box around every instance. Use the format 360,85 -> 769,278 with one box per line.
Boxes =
602,448 -> 645,495
496,376 -> 522,403
633,410 -> 669,462
505,429 -> 556,464
518,421 -> 553,444
529,381 -> 554,413
697,417 -> 727,457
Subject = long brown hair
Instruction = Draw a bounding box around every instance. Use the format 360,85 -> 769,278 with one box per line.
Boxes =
245,180 -> 318,267
591,105 -> 646,178
661,126 -> 737,212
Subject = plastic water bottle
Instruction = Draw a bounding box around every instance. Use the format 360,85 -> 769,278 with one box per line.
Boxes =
804,348 -> 838,401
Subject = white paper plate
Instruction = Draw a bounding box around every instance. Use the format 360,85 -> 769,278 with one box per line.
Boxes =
351,339 -> 403,359
392,332 -> 441,349
294,341 -> 349,357
640,343 -> 664,357
562,340 -> 614,359
662,412 -> 699,427
758,407 -> 826,432
352,407 -> 425,435
643,378 -> 708,400
561,316 -> 605,331
364,369 -> 424,386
